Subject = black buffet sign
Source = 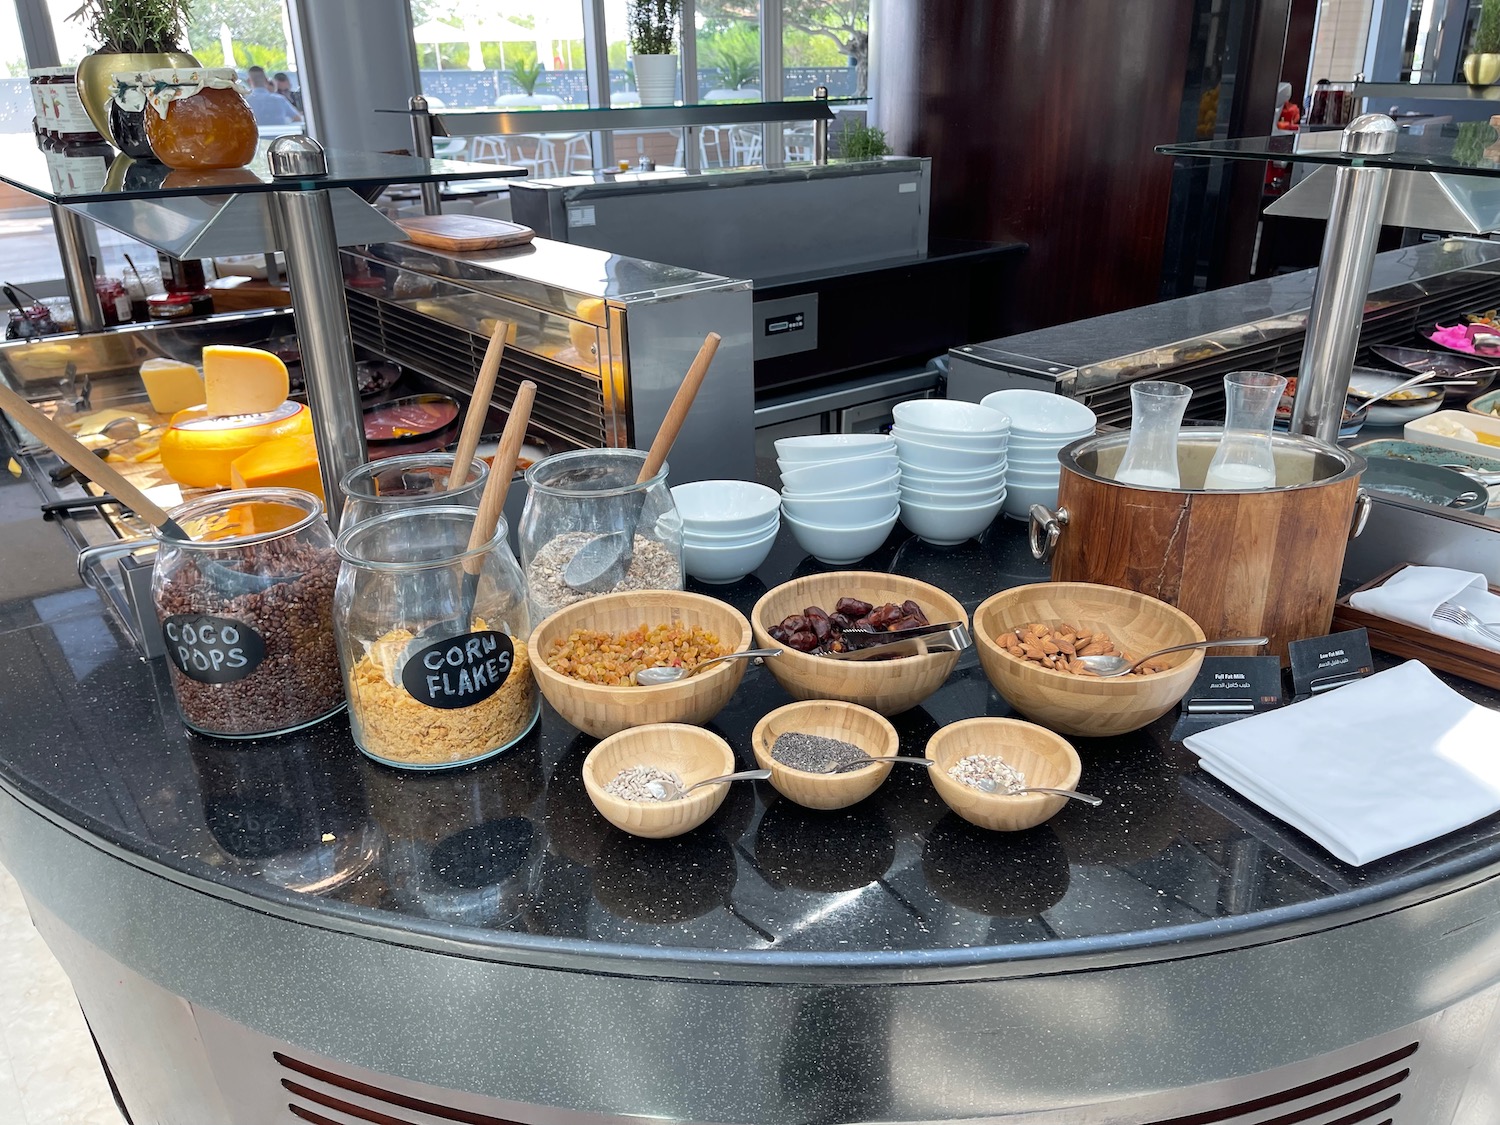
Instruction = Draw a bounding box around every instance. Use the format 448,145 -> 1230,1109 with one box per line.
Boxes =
162,614 -> 266,684
1171,655 -> 1284,739
402,630 -> 515,710
1289,628 -> 1374,699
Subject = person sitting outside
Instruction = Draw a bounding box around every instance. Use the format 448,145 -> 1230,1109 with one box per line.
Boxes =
273,72 -> 302,111
244,67 -> 301,126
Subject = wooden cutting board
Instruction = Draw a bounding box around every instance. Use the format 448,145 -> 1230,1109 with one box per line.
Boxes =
395,215 -> 536,251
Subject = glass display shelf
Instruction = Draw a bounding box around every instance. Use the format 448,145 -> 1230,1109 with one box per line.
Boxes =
0,134 -> 522,204
1159,122 -> 1500,178
383,96 -> 866,137
1354,82 -> 1500,103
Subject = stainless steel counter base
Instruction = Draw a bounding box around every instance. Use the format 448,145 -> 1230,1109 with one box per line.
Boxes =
6,784 -> 1498,1124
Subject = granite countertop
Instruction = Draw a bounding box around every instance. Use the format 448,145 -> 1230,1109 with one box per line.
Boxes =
1,453 -> 1498,984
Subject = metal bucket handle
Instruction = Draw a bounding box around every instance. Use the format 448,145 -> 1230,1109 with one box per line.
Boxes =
1029,504 -> 1068,563
1350,489 -> 1371,539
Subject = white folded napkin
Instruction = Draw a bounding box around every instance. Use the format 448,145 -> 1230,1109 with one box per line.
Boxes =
1347,565 -> 1500,655
1185,661 -> 1500,866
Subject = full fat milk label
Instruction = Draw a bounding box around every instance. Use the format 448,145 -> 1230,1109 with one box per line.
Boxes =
402,630 -> 514,709
163,614 -> 266,683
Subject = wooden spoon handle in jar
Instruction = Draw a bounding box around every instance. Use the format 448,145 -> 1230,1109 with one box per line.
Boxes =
461,379 -> 536,575
447,320 -> 508,492
636,331 -> 721,484
0,382 -> 187,539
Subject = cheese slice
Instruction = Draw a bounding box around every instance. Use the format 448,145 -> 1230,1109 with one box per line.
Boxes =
202,345 -> 290,417
229,432 -> 323,502
159,401 -> 313,489
139,358 -> 205,415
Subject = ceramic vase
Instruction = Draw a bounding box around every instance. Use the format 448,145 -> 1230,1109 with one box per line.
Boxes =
633,53 -> 679,106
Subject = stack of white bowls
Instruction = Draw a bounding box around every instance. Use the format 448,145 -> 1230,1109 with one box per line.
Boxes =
775,435 -> 901,565
671,480 -> 781,584
891,399 -> 1009,545
981,389 -> 1097,519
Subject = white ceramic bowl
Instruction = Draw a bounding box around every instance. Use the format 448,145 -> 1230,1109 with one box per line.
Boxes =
671,480 -> 781,534
1000,480 -> 1059,518
893,399 -> 1010,435
900,460 -> 1008,482
891,424 -> 1009,451
1006,431 -> 1082,447
898,494 -> 1005,545
895,436 -> 1006,473
683,527 -> 779,585
900,482 -> 1006,506
781,473 -> 903,503
682,514 -> 779,545
980,389 -> 1097,435
781,492 -> 899,527
774,434 -> 896,463
783,508 -> 899,565
1006,465 -> 1062,485
776,450 -> 900,476
780,459 -> 902,494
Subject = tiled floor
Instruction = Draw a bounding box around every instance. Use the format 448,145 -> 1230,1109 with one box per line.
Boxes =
0,863 -> 126,1125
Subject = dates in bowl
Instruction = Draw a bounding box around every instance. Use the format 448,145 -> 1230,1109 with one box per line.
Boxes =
767,597 -> 930,655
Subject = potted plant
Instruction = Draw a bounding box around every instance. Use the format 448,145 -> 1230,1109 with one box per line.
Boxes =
71,0 -> 200,142
628,0 -> 681,106
837,121 -> 893,160
702,24 -> 760,101
1466,0 -> 1500,86
495,57 -> 559,106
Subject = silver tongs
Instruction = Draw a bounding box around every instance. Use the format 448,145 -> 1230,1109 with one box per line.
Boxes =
816,621 -> 973,660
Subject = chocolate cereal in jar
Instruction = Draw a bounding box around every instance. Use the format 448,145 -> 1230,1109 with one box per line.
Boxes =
151,488 -> 345,738
333,506 -> 538,770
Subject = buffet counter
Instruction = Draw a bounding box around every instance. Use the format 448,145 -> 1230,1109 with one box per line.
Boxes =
1,446 -> 1499,1125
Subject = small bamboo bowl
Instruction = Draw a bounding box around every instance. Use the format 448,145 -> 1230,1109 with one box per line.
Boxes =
750,571 -> 968,715
973,582 -> 1206,737
582,723 -> 737,839
925,717 -> 1082,832
529,590 -> 754,738
751,699 -> 899,810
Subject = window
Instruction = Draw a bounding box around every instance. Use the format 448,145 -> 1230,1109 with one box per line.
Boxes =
411,1 -> 590,108
781,0 -> 868,99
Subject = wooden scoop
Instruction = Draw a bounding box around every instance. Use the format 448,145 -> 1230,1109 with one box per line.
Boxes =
562,332 -> 721,593
397,380 -> 536,672
0,382 -> 189,540
446,320 -> 508,493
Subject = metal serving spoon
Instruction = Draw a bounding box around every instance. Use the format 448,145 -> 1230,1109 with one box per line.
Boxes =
1075,635 -> 1269,677
1344,371 -> 1443,418
646,768 -> 772,800
826,757 -> 1102,805
631,648 -> 782,686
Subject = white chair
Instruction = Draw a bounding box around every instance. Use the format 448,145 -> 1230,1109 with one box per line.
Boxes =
559,133 -> 592,173
730,126 -> 763,166
469,135 -> 509,164
505,134 -> 559,179
783,126 -> 815,163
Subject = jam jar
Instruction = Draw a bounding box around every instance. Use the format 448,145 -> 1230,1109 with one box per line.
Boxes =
136,67 -> 257,170
107,71 -> 154,159
151,488 -> 345,739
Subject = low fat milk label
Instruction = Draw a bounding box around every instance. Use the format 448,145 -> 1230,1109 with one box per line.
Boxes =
163,614 -> 266,684
402,630 -> 513,710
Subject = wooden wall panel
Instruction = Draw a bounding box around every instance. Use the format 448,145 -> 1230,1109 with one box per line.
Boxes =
875,0 -> 1196,332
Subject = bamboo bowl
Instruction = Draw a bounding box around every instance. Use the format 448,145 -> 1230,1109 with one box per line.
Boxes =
751,700 -> 899,810
750,572 -> 968,715
528,591 -> 754,738
582,724 -> 737,839
973,582 -> 1206,737
926,717 -> 1082,831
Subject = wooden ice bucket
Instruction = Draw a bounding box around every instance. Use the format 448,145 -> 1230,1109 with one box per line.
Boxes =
1029,430 -> 1369,663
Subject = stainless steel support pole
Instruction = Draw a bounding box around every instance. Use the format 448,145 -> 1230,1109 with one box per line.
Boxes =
409,95 -> 442,216
1289,114 -> 1398,443
814,86 -> 830,165
266,153 -> 367,529
49,204 -> 105,333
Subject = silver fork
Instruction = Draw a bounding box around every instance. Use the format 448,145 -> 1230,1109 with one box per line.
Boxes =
1433,602 -> 1500,642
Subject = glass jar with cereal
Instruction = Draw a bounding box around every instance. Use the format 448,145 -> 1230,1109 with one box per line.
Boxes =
333,506 -> 538,770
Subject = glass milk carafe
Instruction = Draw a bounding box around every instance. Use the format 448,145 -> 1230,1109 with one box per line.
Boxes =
1204,371 -> 1286,490
1114,381 -> 1192,488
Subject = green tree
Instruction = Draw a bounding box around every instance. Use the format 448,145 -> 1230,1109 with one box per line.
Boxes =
183,0 -> 289,68
699,0 -> 868,94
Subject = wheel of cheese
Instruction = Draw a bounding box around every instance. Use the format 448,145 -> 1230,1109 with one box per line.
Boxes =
229,432 -> 323,501
159,401 -> 313,489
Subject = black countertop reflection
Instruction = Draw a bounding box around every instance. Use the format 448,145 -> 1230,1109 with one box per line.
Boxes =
2,459 -> 1499,981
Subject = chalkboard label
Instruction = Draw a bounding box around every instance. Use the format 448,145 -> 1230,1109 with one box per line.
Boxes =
401,630 -> 514,710
1289,628 -> 1374,698
163,614 -> 266,683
